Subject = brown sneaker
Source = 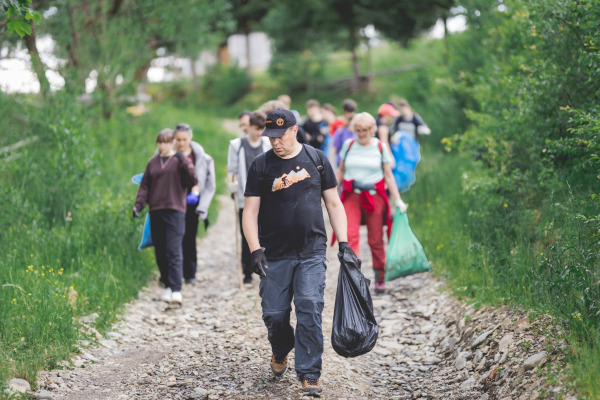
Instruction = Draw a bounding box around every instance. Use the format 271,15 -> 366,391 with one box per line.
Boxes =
270,354 -> 288,376
302,377 -> 322,395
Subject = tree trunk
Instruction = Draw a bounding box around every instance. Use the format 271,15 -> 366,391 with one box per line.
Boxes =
23,20 -> 51,97
442,15 -> 449,65
218,42 -> 230,65
62,1 -> 89,94
189,57 -> 199,90
350,29 -> 361,92
134,59 -> 152,81
243,24 -> 251,74
365,39 -> 374,93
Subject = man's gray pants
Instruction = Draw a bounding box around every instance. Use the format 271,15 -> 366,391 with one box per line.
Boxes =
259,254 -> 327,381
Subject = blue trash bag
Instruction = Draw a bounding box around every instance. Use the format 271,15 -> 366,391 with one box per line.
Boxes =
132,173 -> 153,250
390,131 -> 421,193
131,173 -> 144,185
138,214 -> 153,250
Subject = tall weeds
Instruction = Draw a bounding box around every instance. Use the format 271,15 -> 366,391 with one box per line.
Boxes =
0,95 -> 230,386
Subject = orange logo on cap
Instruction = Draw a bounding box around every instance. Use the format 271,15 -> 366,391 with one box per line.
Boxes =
276,118 -> 285,126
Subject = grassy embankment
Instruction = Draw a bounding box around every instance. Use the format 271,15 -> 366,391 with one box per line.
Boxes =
0,97 -> 233,388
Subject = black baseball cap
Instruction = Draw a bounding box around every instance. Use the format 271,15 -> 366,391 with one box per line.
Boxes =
262,109 -> 297,138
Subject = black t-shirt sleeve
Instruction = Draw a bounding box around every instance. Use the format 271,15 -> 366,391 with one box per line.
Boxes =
317,149 -> 338,191
244,158 -> 261,197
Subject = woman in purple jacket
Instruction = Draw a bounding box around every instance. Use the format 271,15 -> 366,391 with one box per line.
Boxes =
133,129 -> 197,306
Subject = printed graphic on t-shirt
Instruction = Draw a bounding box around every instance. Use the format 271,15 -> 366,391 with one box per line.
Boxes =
271,167 -> 311,192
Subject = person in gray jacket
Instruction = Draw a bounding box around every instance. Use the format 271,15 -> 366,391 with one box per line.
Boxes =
227,111 -> 271,284
174,123 -> 216,284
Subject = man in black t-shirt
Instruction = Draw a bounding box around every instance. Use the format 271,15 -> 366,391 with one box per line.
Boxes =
243,109 -> 356,396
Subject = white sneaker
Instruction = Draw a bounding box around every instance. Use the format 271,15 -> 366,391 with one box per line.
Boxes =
170,291 -> 182,305
161,288 -> 172,303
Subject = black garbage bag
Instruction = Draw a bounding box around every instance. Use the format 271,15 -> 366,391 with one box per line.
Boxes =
331,247 -> 378,358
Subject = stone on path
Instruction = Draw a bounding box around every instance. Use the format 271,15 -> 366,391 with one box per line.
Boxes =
471,328 -> 495,349
32,390 -> 55,400
498,333 -> 514,353
455,351 -> 472,368
460,377 -> 475,389
8,378 -> 31,393
523,351 -> 548,370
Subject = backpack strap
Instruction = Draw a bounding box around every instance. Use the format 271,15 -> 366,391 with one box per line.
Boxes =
343,139 -> 356,162
302,144 -> 324,176
236,137 -> 246,157
413,115 -> 420,143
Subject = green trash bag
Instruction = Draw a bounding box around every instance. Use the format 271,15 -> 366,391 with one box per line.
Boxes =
385,209 -> 431,281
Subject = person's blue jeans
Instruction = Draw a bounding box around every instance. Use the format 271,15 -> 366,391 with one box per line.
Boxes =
258,255 -> 327,381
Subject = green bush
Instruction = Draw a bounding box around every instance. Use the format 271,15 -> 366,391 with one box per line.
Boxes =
202,64 -> 252,106
268,51 -> 326,92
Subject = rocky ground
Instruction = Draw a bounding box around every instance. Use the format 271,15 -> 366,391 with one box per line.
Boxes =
11,195 -> 576,399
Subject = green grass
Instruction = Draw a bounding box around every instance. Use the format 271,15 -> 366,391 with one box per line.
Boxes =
404,148 -> 599,398
0,98 -> 233,387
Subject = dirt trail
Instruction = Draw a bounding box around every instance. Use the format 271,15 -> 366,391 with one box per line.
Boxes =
35,195 -> 571,400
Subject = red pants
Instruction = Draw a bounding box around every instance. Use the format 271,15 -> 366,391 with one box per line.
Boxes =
343,192 -> 387,281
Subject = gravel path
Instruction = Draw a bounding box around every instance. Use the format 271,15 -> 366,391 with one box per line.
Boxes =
35,195 -> 569,400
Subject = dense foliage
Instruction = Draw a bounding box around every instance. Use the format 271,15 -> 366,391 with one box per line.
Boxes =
402,0 -> 600,396
0,0 -> 41,37
446,0 -> 599,323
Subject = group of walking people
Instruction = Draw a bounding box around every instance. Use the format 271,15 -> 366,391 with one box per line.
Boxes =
132,95 -> 429,396
230,96 -> 429,291
133,124 -> 215,305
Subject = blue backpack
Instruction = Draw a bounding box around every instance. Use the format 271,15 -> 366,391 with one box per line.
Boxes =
390,130 -> 420,193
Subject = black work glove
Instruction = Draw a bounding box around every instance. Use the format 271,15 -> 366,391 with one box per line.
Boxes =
250,247 -> 268,278
203,218 -> 210,230
132,207 -> 140,218
338,241 -> 354,255
338,241 -> 361,268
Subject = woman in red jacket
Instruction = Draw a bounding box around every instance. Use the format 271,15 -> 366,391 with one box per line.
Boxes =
133,129 -> 197,305
335,113 -> 407,294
